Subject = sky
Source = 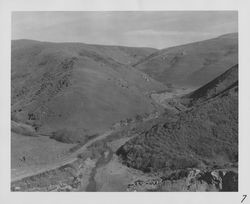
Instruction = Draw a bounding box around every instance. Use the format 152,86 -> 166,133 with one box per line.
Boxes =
12,11 -> 238,49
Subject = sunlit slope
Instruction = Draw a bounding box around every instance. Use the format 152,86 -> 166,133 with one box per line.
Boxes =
134,33 -> 238,88
186,64 -> 238,105
11,40 -> 165,139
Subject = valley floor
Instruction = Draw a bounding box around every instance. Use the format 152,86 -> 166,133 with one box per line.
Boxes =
11,88 -> 238,192
11,127 -> 162,192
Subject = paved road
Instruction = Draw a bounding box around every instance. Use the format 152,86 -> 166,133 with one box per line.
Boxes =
11,130 -> 114,182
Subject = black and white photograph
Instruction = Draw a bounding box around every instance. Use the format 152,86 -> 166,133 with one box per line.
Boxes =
1,0 -> 250,203
10,10 -> 239,192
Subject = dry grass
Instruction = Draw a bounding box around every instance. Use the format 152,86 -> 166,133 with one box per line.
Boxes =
134,33 -> 238,87
11,39 -> 165,142
11,132 -> 75,176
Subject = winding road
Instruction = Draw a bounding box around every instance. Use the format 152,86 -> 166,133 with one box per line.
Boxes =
11,129 -> 114,182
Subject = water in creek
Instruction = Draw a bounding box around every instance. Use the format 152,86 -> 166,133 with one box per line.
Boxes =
85,147 -> 113,192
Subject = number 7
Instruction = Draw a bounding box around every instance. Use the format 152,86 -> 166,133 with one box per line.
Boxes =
241,195 -> 247,203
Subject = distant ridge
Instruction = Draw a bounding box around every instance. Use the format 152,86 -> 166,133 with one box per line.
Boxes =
134,33 -> 238,88
12,39 -> 158,53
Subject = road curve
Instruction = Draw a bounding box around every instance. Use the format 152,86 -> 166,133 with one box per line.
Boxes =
11,130 -> 114,182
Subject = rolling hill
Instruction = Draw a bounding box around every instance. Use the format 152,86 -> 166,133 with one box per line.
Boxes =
134,33 -> 238,88
117,64 -> 238,172
11,40 -> 165,142
185,64 -> 238,105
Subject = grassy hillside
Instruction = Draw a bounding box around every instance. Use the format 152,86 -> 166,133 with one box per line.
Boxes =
117,66 -> 238,172
134,33 -> 238,88
12,39 -> 157,65
185,64 -> 238,105
11,40 -> 165,142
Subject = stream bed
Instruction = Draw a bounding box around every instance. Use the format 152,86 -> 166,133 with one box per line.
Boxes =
86,146 -> 113,191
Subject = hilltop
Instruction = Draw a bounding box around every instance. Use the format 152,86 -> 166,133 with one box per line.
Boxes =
134,33 -> 238,88
11,39 -> 165,142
